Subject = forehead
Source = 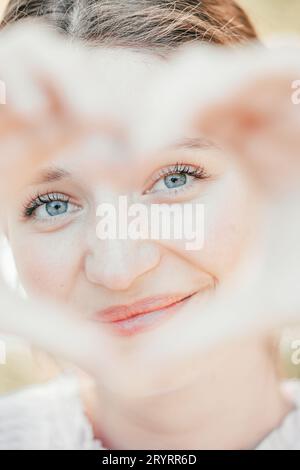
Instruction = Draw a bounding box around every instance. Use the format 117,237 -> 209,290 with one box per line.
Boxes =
64,46 -> 166,137
92,47 -> 163,100
33,47 -> 165,165
31,47 -> 215,181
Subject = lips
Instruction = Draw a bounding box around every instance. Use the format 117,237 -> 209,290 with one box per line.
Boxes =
92,292 -> 198,336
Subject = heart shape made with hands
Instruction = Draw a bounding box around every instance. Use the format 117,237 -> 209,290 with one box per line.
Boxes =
0,20 -> 300,401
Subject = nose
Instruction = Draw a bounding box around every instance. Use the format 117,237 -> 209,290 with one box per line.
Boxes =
84,238 -> 161,291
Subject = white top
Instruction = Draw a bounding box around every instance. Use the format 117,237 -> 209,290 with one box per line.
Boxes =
256,380 -> 300,450
0,373 -> 299,450
0,373 -> 104,450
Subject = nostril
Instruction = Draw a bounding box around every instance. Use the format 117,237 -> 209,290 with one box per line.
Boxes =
84,241 -> 161,291
86,265 -> 136,291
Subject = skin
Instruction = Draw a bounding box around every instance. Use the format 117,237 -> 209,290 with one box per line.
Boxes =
4,49 -> 292,449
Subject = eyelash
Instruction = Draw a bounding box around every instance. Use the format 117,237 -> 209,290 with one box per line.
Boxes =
22,192 -> 70,218
21,163 -> 208,218
145,162 -> 209,193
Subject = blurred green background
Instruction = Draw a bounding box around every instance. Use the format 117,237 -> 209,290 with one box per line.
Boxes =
238,0 -> 300,36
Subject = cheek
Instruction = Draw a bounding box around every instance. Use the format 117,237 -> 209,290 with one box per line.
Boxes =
202,170 -> 260,276
9,227 -> 84,301
160,170 -> 260,280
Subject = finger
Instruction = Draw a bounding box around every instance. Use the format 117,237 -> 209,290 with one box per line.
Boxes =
197,75 -> 300,195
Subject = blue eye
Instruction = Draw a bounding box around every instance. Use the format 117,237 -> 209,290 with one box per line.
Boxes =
164,173 -> 187,189
146,163 -> 208,195
45,200 -> 69,216
23,192 -> 80,221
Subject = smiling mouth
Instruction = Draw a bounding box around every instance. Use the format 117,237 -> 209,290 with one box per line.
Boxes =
92,291 -> 200,336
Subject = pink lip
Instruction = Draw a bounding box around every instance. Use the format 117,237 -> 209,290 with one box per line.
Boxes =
92,292 -> 198,336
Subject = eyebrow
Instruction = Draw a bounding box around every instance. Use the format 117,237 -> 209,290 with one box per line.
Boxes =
31,166 -> 71,185
30,138 -> 213,185
171,137 -> 215,150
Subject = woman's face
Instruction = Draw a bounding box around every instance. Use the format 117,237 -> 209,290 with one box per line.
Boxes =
6,49 -> 258,339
